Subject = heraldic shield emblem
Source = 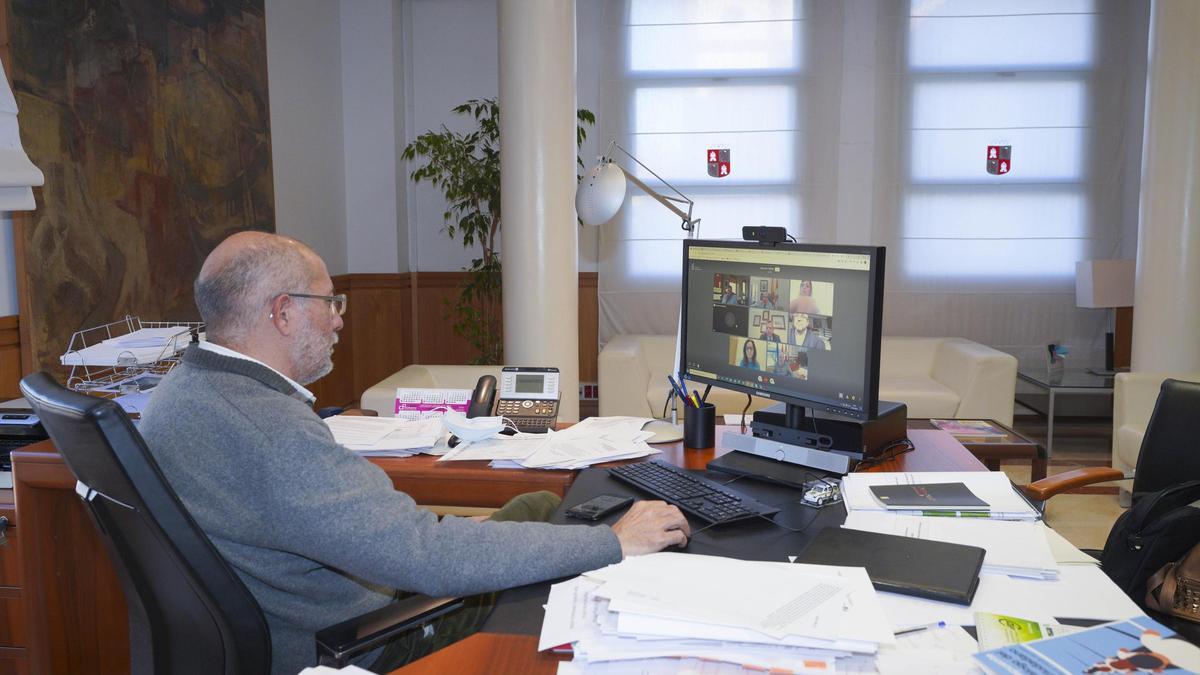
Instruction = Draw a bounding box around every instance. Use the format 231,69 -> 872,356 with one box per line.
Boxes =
707,148 -> 730,178
987,145 -> 1012,175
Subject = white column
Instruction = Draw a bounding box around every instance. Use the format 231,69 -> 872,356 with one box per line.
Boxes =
1131,0 -> 1200,373
498,0 -> 580,421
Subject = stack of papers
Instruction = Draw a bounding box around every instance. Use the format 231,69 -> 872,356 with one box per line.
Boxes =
61,327 -> 192,366
323,416 -> 442,456
439,416 -> 660,469
541,552 -> 896,673
103,327 -> 192,348
842,512 -> 1059,579
842,472 -> 1040,521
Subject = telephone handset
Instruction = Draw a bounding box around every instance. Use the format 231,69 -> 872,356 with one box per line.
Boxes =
468,367 -> 560,433
467,375 -> 496,418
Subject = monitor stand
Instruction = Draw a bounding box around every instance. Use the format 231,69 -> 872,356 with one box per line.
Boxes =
711,401 -> 907,476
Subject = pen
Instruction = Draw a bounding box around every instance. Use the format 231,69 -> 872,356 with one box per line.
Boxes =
915,510 -> 991,518
666,375 -> 690,407
895,621 -> 946,636
691,389 -> 702,407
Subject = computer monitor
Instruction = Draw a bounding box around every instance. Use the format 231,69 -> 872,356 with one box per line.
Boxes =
681,240 -> 885,421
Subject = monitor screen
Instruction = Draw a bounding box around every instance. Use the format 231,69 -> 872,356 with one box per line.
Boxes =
681,240 -> 885,420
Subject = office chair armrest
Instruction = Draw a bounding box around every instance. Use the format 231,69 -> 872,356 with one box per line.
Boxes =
315,594 -> 464,667
1020,467 -> 1125,502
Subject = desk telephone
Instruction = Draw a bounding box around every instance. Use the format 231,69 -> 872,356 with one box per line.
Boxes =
468,367 -> 560,433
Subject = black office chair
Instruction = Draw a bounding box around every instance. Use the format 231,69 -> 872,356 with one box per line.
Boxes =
19,372 -> 460,674
1128,378 -> 1200,497
1021,378 -> 1200,505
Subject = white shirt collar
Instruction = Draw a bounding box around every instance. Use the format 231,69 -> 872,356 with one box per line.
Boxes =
196,341 -> 317,404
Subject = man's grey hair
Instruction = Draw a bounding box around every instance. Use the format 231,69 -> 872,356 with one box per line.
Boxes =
195,237 -> 318,345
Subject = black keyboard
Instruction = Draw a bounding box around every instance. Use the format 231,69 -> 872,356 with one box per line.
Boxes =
608,460 -> 780,525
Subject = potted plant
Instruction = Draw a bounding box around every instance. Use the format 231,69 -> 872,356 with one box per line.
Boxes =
401,98 -> 595,364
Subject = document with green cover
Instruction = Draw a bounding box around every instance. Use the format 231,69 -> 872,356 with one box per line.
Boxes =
869,482 -> 989,511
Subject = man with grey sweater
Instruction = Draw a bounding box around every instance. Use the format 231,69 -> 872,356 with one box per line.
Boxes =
140,232 -> 689,675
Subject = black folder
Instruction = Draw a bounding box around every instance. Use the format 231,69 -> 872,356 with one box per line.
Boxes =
798,526 -> 986,605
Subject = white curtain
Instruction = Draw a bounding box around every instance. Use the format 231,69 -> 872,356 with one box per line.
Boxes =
592,0 -> 1149,368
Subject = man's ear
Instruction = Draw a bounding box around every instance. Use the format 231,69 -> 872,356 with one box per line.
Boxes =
269,294 -> 293,335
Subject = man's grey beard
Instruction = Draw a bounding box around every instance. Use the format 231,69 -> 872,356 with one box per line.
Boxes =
291,315 -> 336,385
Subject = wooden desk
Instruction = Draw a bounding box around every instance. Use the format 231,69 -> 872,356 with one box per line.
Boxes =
8,427 -> 983,675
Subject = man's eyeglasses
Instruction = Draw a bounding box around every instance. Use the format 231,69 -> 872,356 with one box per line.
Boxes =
284,293 -> 348,316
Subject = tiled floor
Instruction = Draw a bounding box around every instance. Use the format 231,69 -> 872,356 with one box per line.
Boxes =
1005,415 -> 1127,551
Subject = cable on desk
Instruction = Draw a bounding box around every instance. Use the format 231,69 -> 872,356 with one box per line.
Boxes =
852,438 -> 915,471
709,471 -> 828,534
739,394 -> 752,430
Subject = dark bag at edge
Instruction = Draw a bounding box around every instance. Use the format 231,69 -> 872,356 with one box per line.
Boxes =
1100,480 -> 1200,609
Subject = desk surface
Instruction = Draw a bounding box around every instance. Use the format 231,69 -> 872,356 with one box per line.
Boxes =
391,427 -> 988,674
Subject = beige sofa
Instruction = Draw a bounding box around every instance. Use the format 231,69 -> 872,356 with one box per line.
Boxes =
599,335 -> 1017,426
1112,371 -> 1200,495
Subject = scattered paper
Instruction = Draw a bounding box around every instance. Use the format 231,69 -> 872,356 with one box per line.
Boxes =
323,416 -> 442,456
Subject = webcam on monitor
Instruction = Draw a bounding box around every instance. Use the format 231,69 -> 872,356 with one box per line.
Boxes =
742,226 -> 787,244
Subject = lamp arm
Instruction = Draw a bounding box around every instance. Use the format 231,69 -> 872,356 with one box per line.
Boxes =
621,168 -> 692,224
606,141 -> 699,234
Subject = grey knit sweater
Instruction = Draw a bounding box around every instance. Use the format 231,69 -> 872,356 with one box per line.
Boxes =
140,346 -> 622,675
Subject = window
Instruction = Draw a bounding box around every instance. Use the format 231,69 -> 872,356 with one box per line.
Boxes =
901,0 -> 1098,281
618,0 -> 805,279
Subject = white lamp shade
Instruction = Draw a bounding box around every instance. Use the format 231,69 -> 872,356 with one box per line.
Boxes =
575,161 -> 626,226
1075,260 -> 1135,308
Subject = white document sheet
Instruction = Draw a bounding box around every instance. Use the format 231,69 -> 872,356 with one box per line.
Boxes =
1043,526 -> 1102,565
437,434 -> 547,462
841,512 -> 1059,579
539,576 -> 606,651
324,416 -> 442,454
876,564 -> 1142,629
586,553 -> 893,646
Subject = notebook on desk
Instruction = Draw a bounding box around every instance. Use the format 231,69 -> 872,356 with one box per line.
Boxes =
798,526 -> 986,605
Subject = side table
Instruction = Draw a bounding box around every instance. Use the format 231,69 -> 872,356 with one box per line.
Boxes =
908,419 -> 1046,481
1016,369 -> 1114,463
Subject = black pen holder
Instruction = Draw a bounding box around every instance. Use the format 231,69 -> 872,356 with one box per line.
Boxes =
683,402 -> 716,449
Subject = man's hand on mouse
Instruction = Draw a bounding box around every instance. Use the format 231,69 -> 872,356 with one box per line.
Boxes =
610,500 -> 690,557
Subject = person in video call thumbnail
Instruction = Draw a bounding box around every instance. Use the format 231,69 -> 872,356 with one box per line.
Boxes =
739,339 -> 761,370
788,312 -> 828,350
758,313 -> 781,342
753,292 -> 779,310
771,346 -> 809,379
720,283 -> 738,305
789,279 -> 820,315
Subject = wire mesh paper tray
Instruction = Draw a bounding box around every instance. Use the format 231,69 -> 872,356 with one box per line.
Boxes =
61,315 -> 204,396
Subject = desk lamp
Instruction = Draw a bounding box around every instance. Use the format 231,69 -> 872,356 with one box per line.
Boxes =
576,140 -> 700,234
576,141 -> 701,442
1075,260 -> 1135,375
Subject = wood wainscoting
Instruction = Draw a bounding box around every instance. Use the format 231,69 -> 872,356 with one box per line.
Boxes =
0,316 -> 21,401
0,272 -> 598,410
307,272 -> 599,409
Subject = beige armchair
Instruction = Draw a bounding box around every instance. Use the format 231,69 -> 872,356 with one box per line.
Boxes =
599,335 -> 1018,425
1112,371 -> 1200,501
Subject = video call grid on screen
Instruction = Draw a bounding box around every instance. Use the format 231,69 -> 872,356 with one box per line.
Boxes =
684,244 -> 875,416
